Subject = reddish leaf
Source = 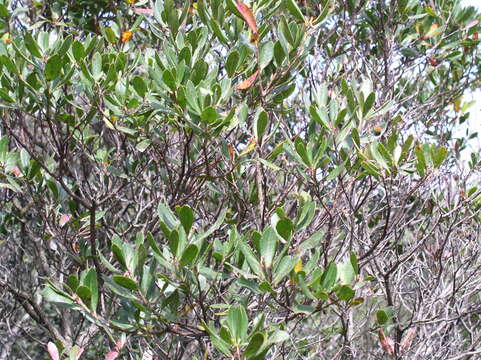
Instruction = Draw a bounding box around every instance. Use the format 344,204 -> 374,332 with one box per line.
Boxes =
11,167 -> 21,177
427,57 -> 439,67
236,1 -> 257,35
105,338 -> 126,360
70,346 -> 85,360
133,8 -> 153,15
400,328 -> 416,352
236,70 -> 259,90
104,349 -> 120,360
47,342 -> 60,360
465,20 -> 479,30
378,330 -> 394,355
59,214 -> 71,227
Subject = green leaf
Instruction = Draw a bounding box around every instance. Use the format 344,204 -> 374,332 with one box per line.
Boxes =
66,275 -> 79,292
42,286 -> 76,308
0,4 -> 9,18
272,255 -> 298,284
415,145 -> 426,177
45,55 -> 63,81
376,309 -> 389,325
244,332 -> 265,358
104,277 -> 140,300
326,162 -> 345,180
176,205 -> 194,234
111,235 -> 127,269
320,263 -> 337,290
179,244 -> 199,267
226,50 -> 239,77
268,330 -> 289,344
140,261 -> 157,296
210,19 -> 229,45
255,110 -> 269,139
0,55 -> 17,74
294,137 -> 311,167
239,240 -> 264,278
276,218 -> 293,241
75,285 -> 91,303
84,268 -> 98,313
285,0 -> 305,22
197,208 -> 227,241
350,253 -> 359,275
158,202 -> 178,230
293,303 -> 315,314
259,281 -> 275,294
363,92 -> 375,117
431,146 -> 447,167
274,40 -> 286,65
163,69 -> 176,90
338,258 -> 355,285
296,200 -> 316,230
0,88 -> 15,103
314,0 -> 332,25
104,27 -> 117,44
168,230 -> 180,257
136,139 -> 151,152
259,41 -> 274,70
260,227 -> 278,269
299,231 -> 323,250
201,106 -> 218,122
336,285 -> 355,301
132,76 -> 148,97
24,33 -> 42,58
202,322 -> 233,357
164,0 -> 180,38
91,52 -> 102,81
227,305 -> 248,342
256,158 -> 281,171
112,275 -> 138,290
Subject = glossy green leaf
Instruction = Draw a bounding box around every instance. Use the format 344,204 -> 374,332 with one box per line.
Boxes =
255,110 -> 269,139
376,309 -> 389,325
260,227 -> 278,269
42,286 -> 76,308
363,92 -> 375,116
45,55 -> 63,81
239,240 -> 264,278
276,218 -> 293,241
112,275 -> 138,290
272,255 -> 298,284
227,305 -> 248,342
285,0 -> 305,22
225,50 -> 239,77
176,205 -> 194,234
320,263 -> 337,290
158,202 -> 178,230
244,332 -> 266,358
259,41 -> 274,70
83,268 -> 98,313
132,76 -> 148,97
179,244 -> 199,267
104,27 -> 117,44
91,52 -> 102,81
336,285 -> 355,301
201,106 -> 218,122
24,33 -> 42,58
338,258 -> 355,285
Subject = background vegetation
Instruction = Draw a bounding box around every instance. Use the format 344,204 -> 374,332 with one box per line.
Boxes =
1,0 -> 481,359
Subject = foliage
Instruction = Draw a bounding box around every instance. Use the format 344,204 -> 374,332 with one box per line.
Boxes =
1,0 -> 481,359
